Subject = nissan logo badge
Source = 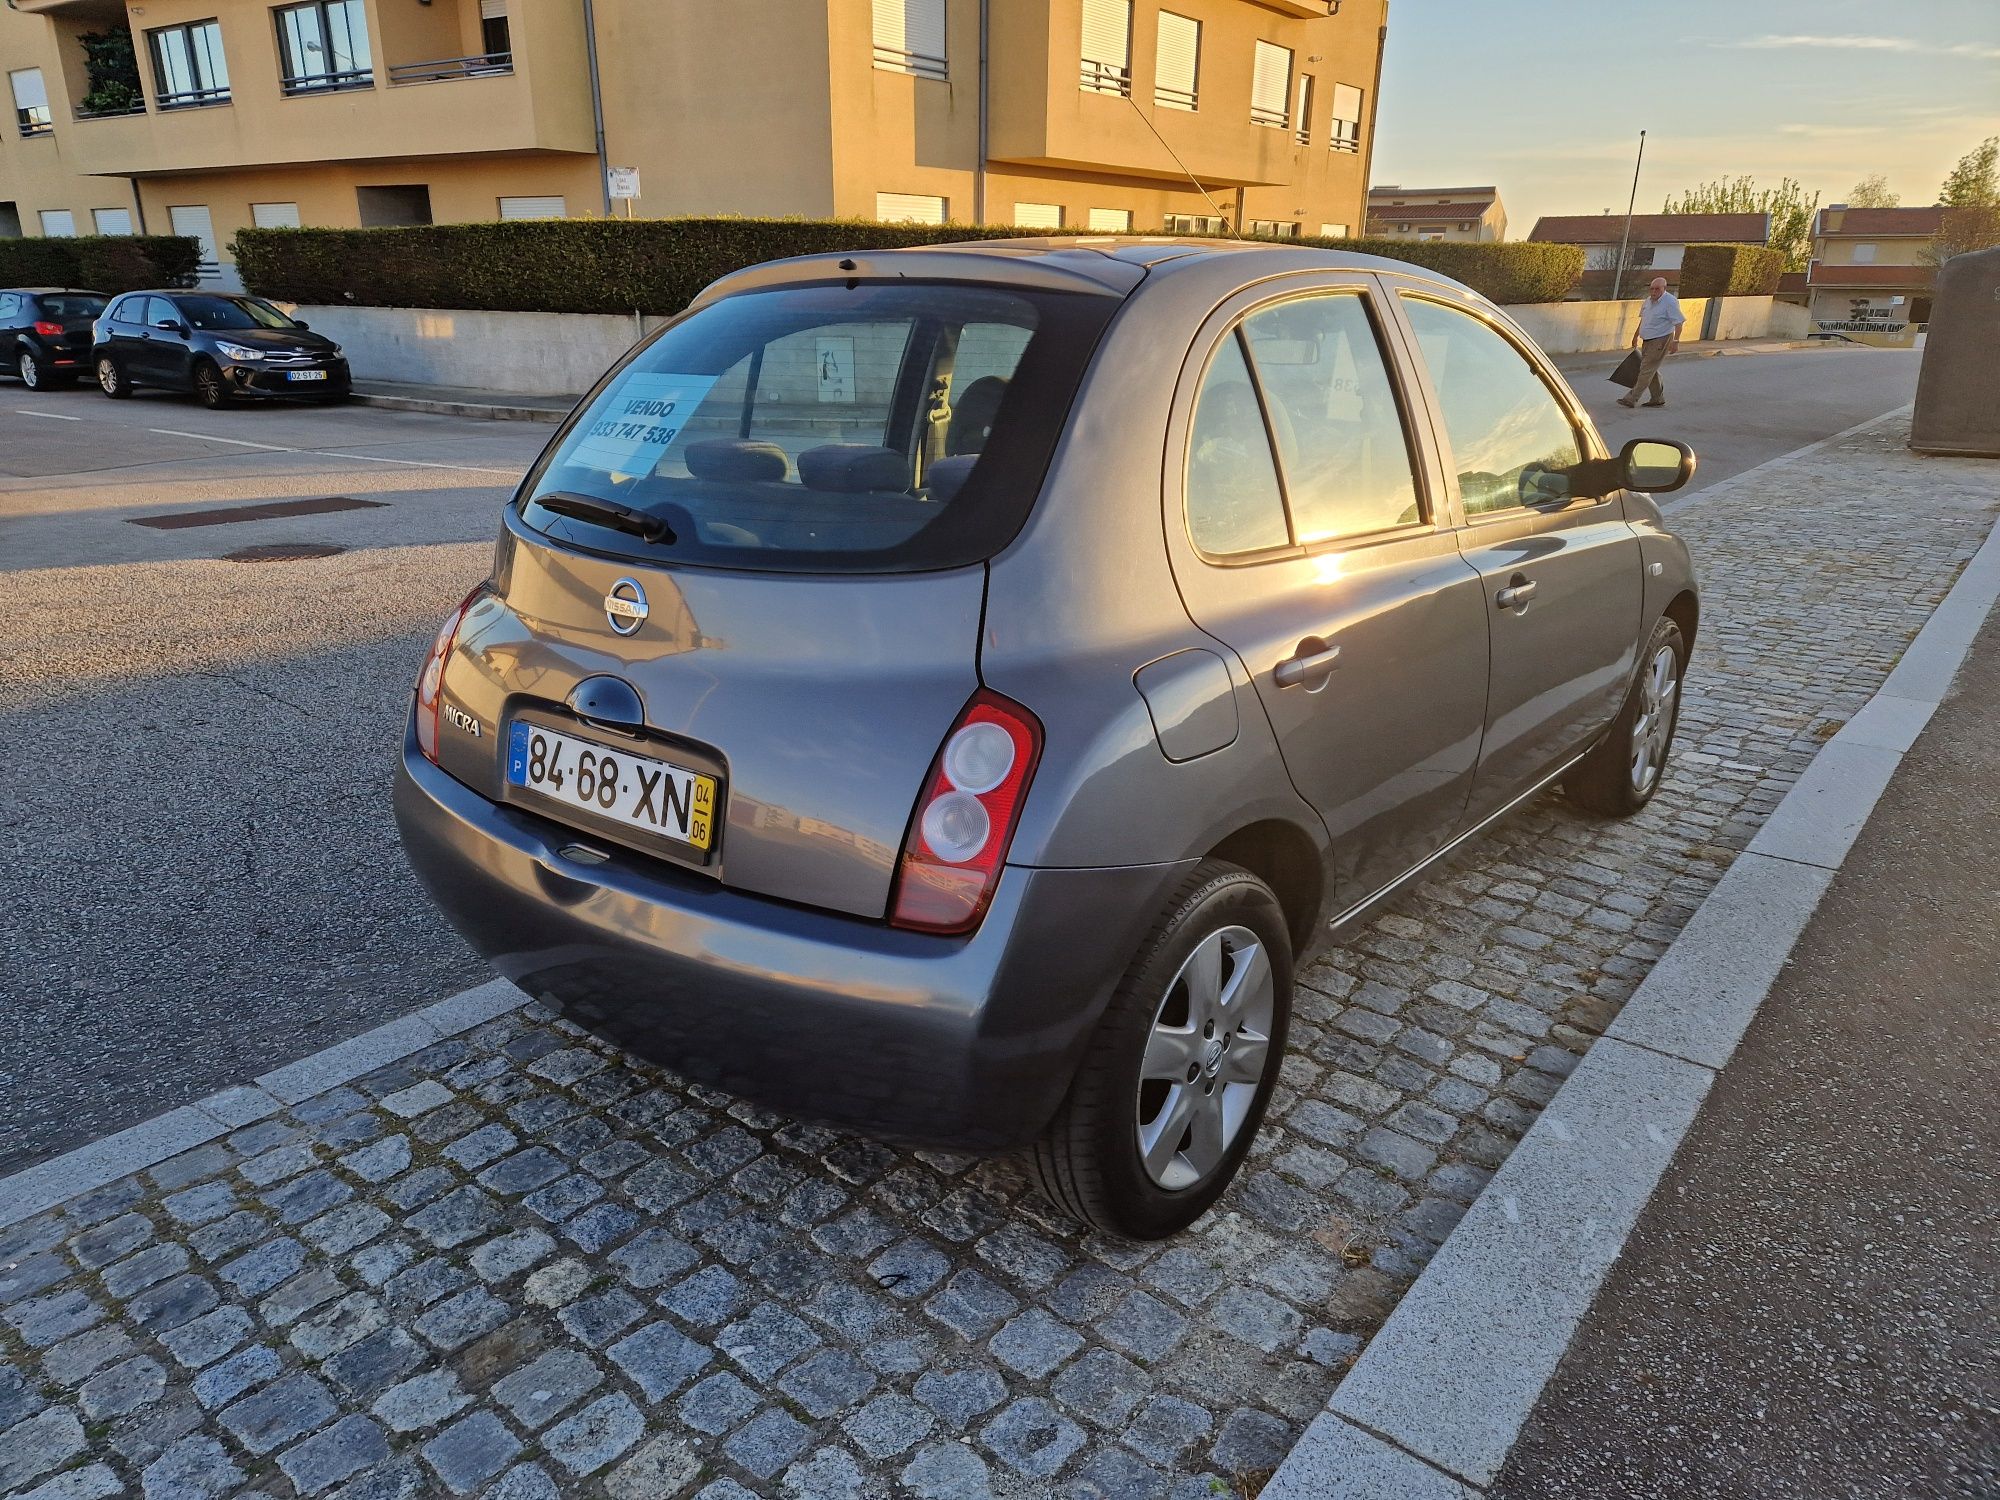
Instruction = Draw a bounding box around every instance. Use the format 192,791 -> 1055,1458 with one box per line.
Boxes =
604,577 -> 649,635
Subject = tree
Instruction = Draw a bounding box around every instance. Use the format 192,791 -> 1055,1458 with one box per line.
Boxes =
1663,175 -> 1820,271
1846,174 -> 1898,208
1937,137 -> 1998,208
77,29 -> 141,116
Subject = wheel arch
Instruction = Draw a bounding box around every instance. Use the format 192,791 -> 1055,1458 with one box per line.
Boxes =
1663,588 -> 1698,649
1204,817 -> 1325,958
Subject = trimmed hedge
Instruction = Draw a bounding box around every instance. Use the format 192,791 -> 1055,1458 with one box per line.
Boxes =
0,234 -> 202,294
1677,242 -> 1784,298
234,217 -> 1583,315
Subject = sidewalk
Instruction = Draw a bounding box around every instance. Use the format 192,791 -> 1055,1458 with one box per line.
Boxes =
350,382 -> 576,424
1488,607 -> 2000,1500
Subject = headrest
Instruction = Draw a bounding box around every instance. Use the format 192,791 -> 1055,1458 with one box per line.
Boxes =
925,453 -> 979,505
796,445 -> 908,493
684,439 -> 789,482
946,375 -> 1008,455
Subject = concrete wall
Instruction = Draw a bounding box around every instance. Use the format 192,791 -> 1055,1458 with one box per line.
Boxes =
299,293 -> 1789,396
1768,301 -> 1813,340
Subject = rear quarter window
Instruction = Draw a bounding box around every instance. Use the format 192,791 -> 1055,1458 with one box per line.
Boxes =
520,281 -> 1117,574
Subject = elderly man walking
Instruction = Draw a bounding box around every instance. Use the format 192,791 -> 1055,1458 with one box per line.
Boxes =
1618,276 -> 1685,409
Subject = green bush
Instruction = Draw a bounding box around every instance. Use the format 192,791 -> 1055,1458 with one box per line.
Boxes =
234,217 -> 1584,316
1677,242 -> 1784,298
0,234 -> 202,293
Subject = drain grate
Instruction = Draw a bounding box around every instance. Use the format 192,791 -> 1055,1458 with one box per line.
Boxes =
223,542 -> 347,563
131,495 -> 385,530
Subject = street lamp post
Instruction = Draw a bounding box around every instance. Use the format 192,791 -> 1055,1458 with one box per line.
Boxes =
1610,129 -> 1647,304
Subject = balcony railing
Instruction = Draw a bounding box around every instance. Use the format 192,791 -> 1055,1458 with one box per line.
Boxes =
1080,60 -> 1131,97
1249,102 -> 1289,128
76,98 -> 147,121
388,51 -> 514,85
280,67 -> 374,97
1154,83 -> 1198,111
158,85 -> 232,111
1330,120 -> 1360,153
16,109 -> 54,138
871,45 -> 946,82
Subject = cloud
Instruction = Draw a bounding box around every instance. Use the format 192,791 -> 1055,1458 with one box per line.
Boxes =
1724,34 -> 2000,62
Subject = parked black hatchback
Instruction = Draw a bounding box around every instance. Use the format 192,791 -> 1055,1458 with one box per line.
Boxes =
3,288 -> 108,389
92,291 -> 349,408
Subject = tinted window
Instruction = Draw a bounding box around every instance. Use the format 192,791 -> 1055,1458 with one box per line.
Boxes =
108,295 -> 140,322
1185,333 -> 1290,556
145,297 -> 182,327
36,294 -> 106,320
1400,297 -> 1584,515
520,282 -> 1116,574
0,295 -> 17,319
1240,293 -> 1423,542
175,295 -> 299,331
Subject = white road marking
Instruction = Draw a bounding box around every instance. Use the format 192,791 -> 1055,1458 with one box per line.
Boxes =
320,451 -> 523,477
14,410 -> 82,421
148,428 -> 297,451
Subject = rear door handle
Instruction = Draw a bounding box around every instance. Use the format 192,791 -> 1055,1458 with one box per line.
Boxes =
1496,578 -> 1538,611
1274,640 -> 1342,689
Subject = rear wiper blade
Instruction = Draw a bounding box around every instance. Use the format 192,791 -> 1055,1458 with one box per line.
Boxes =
536,491 -> 677,545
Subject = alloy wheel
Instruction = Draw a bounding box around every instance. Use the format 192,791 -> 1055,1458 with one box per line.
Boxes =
97,359 -> 119,395
1629,641 -> 1680,793
1134,924 -> 1275,1191
20,351 -> 40,389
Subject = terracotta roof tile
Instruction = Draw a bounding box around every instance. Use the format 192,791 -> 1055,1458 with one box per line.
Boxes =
1528,212 -> 1768,245
1819,206 -> 1947,236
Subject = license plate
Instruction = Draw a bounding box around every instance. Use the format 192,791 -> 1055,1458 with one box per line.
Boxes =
507,722 -> 716,852
286,370 -> 329,382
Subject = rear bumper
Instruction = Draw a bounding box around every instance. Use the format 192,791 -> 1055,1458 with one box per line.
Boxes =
394,727 -> 1194,1150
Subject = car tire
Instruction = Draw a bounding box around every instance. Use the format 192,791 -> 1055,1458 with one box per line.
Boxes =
17,347 -> 53,391
194,360 -> 232,410
96,355 -> 132,399
1028,860 -> 1293,1240
1564,615 -> 1687,817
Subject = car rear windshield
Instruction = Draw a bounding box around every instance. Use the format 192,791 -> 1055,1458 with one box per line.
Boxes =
518,280 -> 1118,573
177,296 -> 299,331
37,294 -> 106,320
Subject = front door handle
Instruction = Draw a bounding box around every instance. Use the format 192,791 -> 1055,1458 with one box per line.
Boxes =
1495,576 -> 1538,612
1274,639 -> 1342,689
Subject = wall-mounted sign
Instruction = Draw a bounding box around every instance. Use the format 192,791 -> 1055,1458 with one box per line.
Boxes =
607,166 -> 642,201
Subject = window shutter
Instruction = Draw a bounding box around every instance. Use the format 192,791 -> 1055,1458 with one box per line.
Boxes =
1251,41 -> 1291,126
1087,207 -> 1132,232
874,0 -> 946,78
39,210 -> 77,238
94,208 -> 134,235
876,192 -> 947,224
252,202 -> 302,229
168,205 -> 219,272
479,0 -> 507,16
499,196 -> 566,220
1080,0 -> 1131,87
10,68 -> 49,111
1014,202 -> 1062,228
1154,12 -> 1198,109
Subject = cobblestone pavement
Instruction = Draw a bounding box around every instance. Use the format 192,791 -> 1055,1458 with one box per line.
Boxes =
2,420 -> 1994,1500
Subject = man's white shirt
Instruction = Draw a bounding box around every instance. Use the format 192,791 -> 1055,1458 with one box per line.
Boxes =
1638,293 -> 1685,341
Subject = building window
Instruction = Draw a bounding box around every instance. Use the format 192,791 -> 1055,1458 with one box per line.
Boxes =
1852,243 -> 1877,263
252,201 -> 302,228
1154,12 -> 1199,111
94,208 -> 134,234
1319,222 -> 1349,238
1014,202 -> 1063,229
872,0 -> 946,82
356,185 -> 432,227
1293,74 -> 1313,145
275,1 -> 373,95
499,196 -> 567,220
1088,207 -> 1133,232
1165,214 -> 1228,235
1080,0 -> 1132,96
150,21 -> 231,109
1459,222 -> 1472,231
10,69 -> 52,138
1250,41 -> 1291,128
1248,219 -> 1299,239
876,192 -> 947,224
1330,83 -> 1363,152
39,209 -> 77,237
168,205 -> 221,276
479,0 -> 512,60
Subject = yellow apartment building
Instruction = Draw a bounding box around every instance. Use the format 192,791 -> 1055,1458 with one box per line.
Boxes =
2,0 -> 1385,288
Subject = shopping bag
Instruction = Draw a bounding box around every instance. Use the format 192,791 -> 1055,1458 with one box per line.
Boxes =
1609,350 -> 1641,389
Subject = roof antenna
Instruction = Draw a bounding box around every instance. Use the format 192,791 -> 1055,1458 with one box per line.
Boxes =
1121,91 -> 1240,237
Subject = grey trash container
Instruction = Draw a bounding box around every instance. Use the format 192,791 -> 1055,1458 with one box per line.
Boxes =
1910,244 -> 2000,459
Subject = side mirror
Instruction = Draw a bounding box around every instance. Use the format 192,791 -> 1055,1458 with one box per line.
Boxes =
155,319 -> 188,336
293,318 -> 309,330
1620,437 -> 1695,494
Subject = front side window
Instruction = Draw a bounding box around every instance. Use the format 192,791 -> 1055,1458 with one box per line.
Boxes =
1239,294 -> 1423,543
872,0 -> 946,81
1185,334 -> 1289,557
1401,297 -> 1586,516
276,0 -> 372,93
174,295 -> 301,330
10,68 -> 51,137
1330,83 -> 1363,152
151,21 -> 231,107
520,281 -> 1116,573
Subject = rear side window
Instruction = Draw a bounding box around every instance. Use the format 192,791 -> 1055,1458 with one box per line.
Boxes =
521,282 -> 1117,573
1400,296 -> 1585,515
1186,334 -> 1289,556
108,295 -> 139,322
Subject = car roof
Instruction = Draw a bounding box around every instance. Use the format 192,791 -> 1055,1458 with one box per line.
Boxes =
6,287 -> 108,296
693,236 -> 1482,308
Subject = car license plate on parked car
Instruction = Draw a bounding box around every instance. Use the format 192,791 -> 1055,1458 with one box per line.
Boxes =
286,370 -> 328,381
507,722 -> 716,852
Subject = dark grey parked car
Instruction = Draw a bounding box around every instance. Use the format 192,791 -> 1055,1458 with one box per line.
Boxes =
395,240 -> 1698,1239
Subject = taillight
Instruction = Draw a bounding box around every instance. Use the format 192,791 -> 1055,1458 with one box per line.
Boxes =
33,321 -> 64,337
414,585 -> 487,763
889,690 -> 1043,935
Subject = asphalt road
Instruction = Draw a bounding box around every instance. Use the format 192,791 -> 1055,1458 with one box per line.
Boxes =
1491,606 -> 2000,1500
0,343 -> 1922,1174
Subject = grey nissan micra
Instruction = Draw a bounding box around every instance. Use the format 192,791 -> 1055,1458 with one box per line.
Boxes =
396,239 -> 1698,1239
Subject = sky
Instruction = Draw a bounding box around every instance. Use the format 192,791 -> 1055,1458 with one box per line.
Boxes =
1372,0 -> 2000,235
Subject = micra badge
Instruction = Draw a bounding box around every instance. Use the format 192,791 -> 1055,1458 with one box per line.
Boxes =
443,704 -> 482,738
